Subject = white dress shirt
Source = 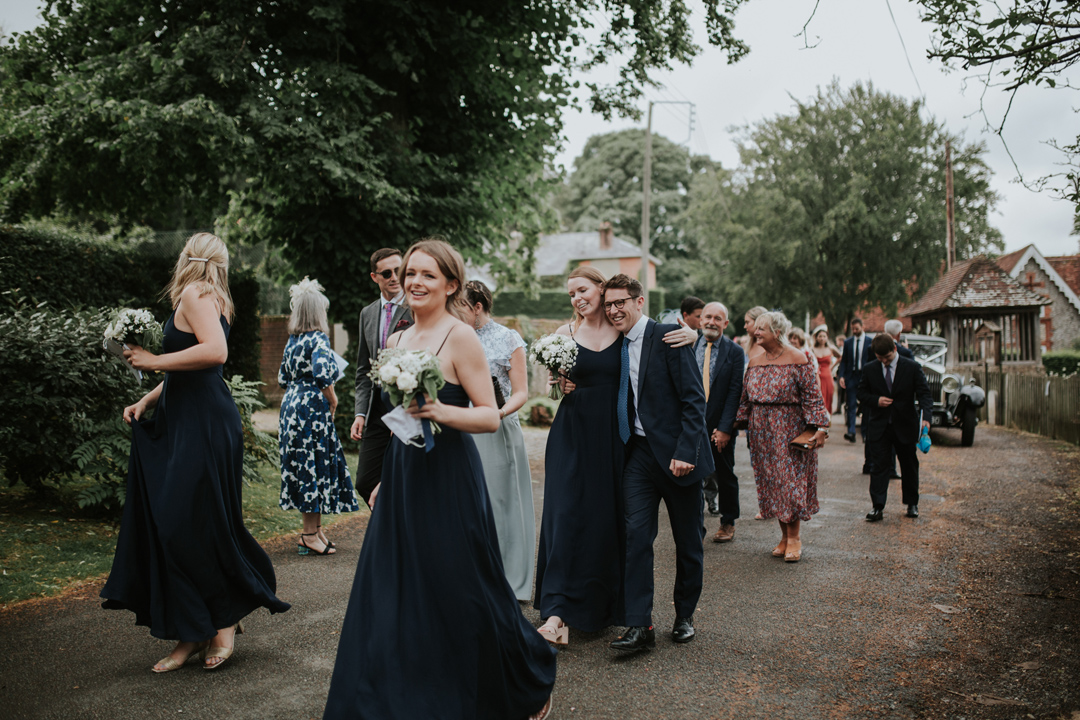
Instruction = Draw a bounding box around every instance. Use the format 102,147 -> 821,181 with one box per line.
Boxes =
625,314 -> 650,437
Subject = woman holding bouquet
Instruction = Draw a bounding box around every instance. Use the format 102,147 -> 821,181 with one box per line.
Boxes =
533,267 -> 695,645
101,233 -> 290,672
463,280 -> 535,601
323,238 -> 555,720
278,278 -> 359,556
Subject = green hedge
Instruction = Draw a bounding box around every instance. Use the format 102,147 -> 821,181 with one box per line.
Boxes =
0,224 -> 261,383
1044,350 -> 1080,377
493,287 -> 668,320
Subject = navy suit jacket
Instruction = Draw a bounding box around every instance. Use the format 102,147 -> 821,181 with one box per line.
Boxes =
838,333 -> 874,385
897,344 -> 914,359
629,319 -> 714,487
698,335 -> 744,436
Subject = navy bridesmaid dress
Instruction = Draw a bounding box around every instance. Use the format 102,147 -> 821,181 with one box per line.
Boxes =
101,314 -> 290,640
323,383 -> 555,720
533,337 -> 626,631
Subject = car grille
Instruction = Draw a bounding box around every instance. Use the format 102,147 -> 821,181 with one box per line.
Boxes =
923,368 -> 943,404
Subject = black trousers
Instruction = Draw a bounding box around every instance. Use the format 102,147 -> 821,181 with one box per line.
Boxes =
355,398 -> 392,507
623,436 -> 704,627
868,424 -> 920,508
702,437 -> 739,525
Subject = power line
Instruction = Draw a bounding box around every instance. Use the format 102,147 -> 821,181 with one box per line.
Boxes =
883,0 -> 924,98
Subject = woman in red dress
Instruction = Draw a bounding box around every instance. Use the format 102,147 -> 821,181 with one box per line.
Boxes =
737,312 -> 830,563
811,326 -> 840,414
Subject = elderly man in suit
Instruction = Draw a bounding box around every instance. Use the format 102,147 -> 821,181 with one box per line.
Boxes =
349,248 -> 413,507
884,319 -> 914,359
602,274 -> 713,652
858,334 -> 933,522
838,317 -> 874,472
693,302 -> 744,543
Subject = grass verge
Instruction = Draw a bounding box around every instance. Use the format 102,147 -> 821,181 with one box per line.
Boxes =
0,452 -> 363,608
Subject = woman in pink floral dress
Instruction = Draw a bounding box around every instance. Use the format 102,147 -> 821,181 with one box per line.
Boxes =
736,311 -> 830,563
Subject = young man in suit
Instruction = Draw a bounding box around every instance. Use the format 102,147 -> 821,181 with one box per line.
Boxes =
837,317 -> 874,472
694,302 -> 744,542
857,334 -> 933,522
680,296 -> 705,331
349,248 -> 413,507
603,274 -> 713,652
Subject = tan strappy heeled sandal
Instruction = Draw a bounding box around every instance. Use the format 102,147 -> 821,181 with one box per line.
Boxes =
152,641 -> 208,673
203,622 -> 244,671
537,620 -> 568,647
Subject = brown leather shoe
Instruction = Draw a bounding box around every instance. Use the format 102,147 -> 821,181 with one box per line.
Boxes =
712,524 -> 735,543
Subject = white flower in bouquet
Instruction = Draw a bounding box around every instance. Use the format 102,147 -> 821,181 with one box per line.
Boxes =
369,347 -> 447,442
102,308 -> 163,351
528,334 -> 578,400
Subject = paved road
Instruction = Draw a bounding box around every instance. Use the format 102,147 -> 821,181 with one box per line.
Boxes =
2,422 -> 1078,719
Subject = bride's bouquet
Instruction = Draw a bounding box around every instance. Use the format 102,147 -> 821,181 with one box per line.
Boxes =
102,308 -> 163,381
529,334 -> 578,400
369,347 -> 446,451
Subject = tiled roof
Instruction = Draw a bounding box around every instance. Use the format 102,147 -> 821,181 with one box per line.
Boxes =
535,231 -> 662,277
995,245 -> 1029,273
903,255 -> 1049,318
1047,255 -> 1080,297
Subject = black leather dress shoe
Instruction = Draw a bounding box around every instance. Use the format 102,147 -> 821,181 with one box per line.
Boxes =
707,497 -> 720,516
844,432 -> 856,443
865,507 -> 884,522
906,505 -> 919,518
610,626 -> 655,652
672,616 -> 695,644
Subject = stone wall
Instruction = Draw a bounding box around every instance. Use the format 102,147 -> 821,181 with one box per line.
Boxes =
1018,258 -> 1080,351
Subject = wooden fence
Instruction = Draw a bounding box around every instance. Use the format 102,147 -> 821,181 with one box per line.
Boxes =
970,369 -> 1080,445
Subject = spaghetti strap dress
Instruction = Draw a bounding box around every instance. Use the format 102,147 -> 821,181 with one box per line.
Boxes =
533,336 -> 625,631
101,313 -> 290,640
323,380 -> 556,720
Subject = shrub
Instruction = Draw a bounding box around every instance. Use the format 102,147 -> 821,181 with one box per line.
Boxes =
223,267 -> 262,385
0,299 -> 144,495
1044,350 -> 1080,377
225,375 -> 279,486
333,335 -> 360,453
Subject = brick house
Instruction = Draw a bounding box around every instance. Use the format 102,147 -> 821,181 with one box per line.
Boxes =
995,244 -> 1080,352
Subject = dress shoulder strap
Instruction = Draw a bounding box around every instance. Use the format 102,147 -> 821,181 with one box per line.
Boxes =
435,324 -> 456,356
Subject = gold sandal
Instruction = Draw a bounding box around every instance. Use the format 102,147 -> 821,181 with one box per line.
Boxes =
203,622 -> 244,671
152,641 -> 208,673
537,621 -> 568,647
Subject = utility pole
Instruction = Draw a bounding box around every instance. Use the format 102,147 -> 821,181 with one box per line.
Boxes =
640,99 -> 693,315
945,141 -> 955,271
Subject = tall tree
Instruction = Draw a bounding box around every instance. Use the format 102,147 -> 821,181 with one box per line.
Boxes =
0,0 -> 751,323
555,128 -> 713,255
682,81 -> 1002,332
918,0 -> 1080,209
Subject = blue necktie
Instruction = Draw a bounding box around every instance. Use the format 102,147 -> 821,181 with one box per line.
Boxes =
618,337 -> 631,444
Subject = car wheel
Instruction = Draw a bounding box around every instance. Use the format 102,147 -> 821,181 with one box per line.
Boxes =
960,405 -> 977,447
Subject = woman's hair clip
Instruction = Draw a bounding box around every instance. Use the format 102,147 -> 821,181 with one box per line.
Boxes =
188,256 -> 210,263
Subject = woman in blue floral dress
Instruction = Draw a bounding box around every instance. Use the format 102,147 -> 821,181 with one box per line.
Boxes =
278,278 -> 359,555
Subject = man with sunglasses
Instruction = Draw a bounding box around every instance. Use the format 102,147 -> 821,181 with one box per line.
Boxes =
602,274 -> 712,653
350,248 -> 412,506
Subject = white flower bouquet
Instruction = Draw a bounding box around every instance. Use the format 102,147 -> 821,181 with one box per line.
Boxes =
529,333 -> 578,400
101,308 -> 163,381
369,347 -> 446,449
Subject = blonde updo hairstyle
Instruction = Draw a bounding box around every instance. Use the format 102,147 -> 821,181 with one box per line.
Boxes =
288,277 -> 330,336
166,232 -> 234,321
754,310 -> 792,346
399,237 -> 469,320
567,265 -> 607,330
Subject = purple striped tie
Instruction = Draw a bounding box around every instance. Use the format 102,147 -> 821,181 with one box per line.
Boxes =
380,302 -> 394,349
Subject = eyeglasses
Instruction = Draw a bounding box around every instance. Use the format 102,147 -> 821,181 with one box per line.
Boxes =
603,297 -> 636,312
375,269 -> 397,279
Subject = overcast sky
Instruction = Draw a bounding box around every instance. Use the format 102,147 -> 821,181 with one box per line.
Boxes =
3,0 -> 1077,256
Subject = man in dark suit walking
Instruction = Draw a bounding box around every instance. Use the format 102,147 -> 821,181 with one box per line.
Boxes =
858,334 -> 933,522
602,274 -> 713,652
349,248 -> 413,507
838,317 -> 874,472
694,302 -> 744,543
884,319 -> 913,360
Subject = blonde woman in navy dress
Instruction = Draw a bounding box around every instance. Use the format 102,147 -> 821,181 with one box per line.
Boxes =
323,238 -> 554,720
278,278 -> 359,556
102,233 -> 289,672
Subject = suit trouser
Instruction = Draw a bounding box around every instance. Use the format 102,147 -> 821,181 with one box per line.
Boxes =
355,399 -> 391,507
624,436 -> 704,627
868,424 -> 920,508
702,439 -> 739,525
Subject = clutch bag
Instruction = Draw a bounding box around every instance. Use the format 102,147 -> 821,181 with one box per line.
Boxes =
789,428 -> 818,452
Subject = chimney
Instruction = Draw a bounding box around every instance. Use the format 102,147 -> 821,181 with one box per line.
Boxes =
598,222 -> 613,250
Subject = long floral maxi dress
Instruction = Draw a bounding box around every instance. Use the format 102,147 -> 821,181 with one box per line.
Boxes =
736,362 -> 830,523
278,331 -> 359,515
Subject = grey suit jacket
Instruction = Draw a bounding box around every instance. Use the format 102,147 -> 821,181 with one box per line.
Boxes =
354,298 -> 412,417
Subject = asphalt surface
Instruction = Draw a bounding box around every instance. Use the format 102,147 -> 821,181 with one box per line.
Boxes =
2,419 -> 1078,719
